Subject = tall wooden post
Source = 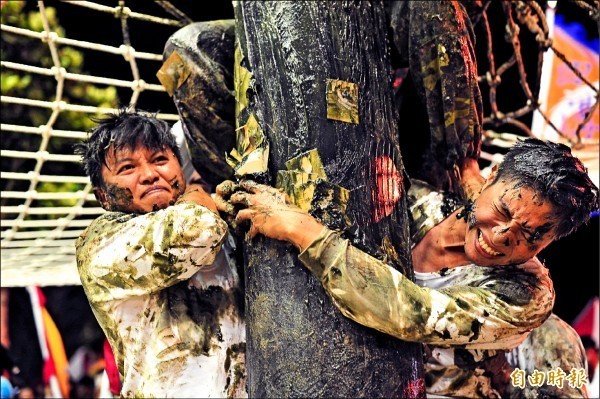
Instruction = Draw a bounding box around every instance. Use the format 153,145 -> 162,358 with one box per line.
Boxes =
233,2 -> 425,397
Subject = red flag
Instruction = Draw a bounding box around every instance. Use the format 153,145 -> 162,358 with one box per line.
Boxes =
103,339 -> 122,396
572,296 -> 600,346
27,287 -> 71,398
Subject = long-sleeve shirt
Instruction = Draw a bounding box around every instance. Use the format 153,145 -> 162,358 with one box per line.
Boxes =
298,229 -> 554,349
409,181 -> 586,398
298,180 -> 559,398
76,203 -> 246,398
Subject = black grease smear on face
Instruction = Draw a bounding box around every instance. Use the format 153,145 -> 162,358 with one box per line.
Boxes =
505,187 -> 555,244
170,178 -> 184,200
152,204 -> 159,212
456,200 -> 473,222
462,202 -> 478,228
525,221 -> 554,244
105,183 -> 134,210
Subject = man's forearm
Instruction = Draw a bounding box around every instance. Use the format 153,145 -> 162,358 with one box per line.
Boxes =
76,203 -> 228,299
298,228 -> 548,348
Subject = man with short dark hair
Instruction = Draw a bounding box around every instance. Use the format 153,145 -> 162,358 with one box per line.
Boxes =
218,138 -> 598,398
74,109 -> 246,398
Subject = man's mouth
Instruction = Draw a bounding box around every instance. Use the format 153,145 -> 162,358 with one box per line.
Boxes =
141,186 -> 167,198
478,230 -> 503,257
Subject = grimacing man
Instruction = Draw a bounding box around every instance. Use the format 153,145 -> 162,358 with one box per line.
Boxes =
217,138 -> 598,398
74,109 -> 246,398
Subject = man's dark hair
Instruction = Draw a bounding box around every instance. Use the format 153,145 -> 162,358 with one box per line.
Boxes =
493,138 -> 599,239
74,108 -> 182,188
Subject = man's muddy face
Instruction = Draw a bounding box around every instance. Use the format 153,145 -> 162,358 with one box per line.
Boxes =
463,181 -> 558,267
96,145 -> 186,214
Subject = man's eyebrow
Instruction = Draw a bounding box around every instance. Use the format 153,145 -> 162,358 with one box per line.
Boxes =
151,149 -> 168,157
113,149 -> 164,166
520,227 -> 536,241
113,156 -> 136,167
499,198 -> 512,215
500,197 -> 538,238
502,194 -> 556,244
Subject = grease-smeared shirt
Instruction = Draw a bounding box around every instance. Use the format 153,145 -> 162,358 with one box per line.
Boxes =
299,229 -> 553,349
298,181 -> 556,398
76,203 -> 246,398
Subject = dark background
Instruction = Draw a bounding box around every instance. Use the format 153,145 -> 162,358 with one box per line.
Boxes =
8,0 -> 598,390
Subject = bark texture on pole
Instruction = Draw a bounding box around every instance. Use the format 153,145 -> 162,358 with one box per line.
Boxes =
234,2 -> 424,397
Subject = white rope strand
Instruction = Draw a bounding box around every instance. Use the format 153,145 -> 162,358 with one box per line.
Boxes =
62,0 -> 186,27
1,24 -> 163,61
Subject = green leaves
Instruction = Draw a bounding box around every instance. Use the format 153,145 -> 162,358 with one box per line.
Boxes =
0,73 -> 32,93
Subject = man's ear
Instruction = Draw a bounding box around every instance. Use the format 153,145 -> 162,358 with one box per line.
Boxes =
94,187 -> 110,211
481,164 -> 499,191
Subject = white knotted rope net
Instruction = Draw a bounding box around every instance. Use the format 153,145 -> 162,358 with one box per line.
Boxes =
1,1 -> 185,286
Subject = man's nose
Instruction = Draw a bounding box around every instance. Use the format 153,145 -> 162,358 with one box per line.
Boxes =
139,164 -> 159,184
491,224 -> 515,247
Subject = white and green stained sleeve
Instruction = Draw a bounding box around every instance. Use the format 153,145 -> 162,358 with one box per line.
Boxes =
76,203 -> 227,301
298,228 -> 554,349
506,314 -> 588,398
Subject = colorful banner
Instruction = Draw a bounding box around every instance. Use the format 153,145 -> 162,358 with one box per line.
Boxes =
532,11 -> 599,189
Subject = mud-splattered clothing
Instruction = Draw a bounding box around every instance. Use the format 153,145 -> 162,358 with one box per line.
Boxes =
407,183 -> 585,398
298,181 -> 556,398
76,203 -> 246,398
505,314 -> 588,399
299,230 -> 553,348
413,266 -> 587,398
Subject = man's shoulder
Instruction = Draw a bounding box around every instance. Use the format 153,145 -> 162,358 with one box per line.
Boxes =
417,259 -> 550,288
84,211 -> 138,229
488,257 -> 553,291
75,203 -> 228,267
76,211 -> 134,249
408,179 -> 463,244
78,203 -> 223,239
419,259 -> 554,310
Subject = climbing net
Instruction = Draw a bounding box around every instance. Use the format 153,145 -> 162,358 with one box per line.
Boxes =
1,1 -> 188,286
1,0 -> 598,287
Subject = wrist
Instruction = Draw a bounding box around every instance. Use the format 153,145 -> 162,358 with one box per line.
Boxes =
283,213 -> 325,252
